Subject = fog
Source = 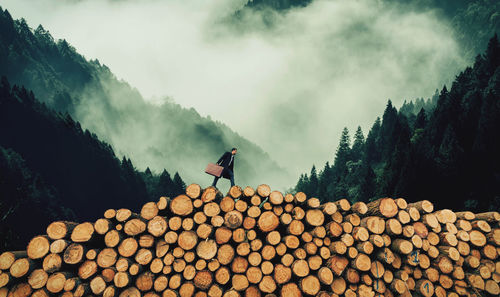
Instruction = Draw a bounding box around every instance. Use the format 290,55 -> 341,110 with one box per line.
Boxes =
2,0 -> 467,185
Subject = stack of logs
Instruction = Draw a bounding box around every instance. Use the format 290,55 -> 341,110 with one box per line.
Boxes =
1,184 -> 499,297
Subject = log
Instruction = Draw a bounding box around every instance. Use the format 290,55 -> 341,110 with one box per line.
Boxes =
186,184 -> 202,199
104,230 -> 122,248
232,274 -> 249,291
328,256 -> 348,276
108,273 -> 127,291
0,251 -> 27,270
299,275 -> 320,295
135,248 -> 153,265
46,222 -> 78,240
224,211 -> 243,229
351,202 -> 367,215
117,238 -> 138,258
178,231 -> 198,250
197,240 -> 218,260
397,210 -> 411,224
46,272 -> 72,293
307,197 -> 321,209
334,199 -> 351,212
27,236 -> 50,260
147,216 -> 167,237
90,276 -> 107,294
352,253 -> 371,272
485,279 -> 500,295
322,202 -> 338,215
170,195 -> 194,216
474,211 -> 500,222
71,223 -> 95,243
434,209 -> 457,224
119,287 -> 140,297
391,239 -> 413,255
27,269 -> 48,289
258,276 -> 276,293
360,217 -> 385,234
469,230 -> 487,247
157,196 -> 169,211
408,200 -> 434,213
257,212 -> 279,232
6,283 -> 31,297
256,185 -> 271,198
4,189 -> 500,297
280,283 -> 301,297
366,198 -> 398,218
215,267 -> 230,285
42,253 -> 61,273
201,187 -> 221,203
268,191 -> 283,205
305,209 -> 324,226
385,219 -> 402,236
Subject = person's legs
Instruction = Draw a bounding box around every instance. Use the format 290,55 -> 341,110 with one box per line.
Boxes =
228,169 -> 235,187
212,175 -> 220,187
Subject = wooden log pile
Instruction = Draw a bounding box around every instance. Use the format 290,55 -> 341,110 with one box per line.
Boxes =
0,183 -> 499,297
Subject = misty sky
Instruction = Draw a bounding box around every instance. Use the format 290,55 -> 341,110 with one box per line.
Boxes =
2,0 -> 467,183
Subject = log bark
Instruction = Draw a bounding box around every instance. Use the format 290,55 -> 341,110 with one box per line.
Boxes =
366,198 -> 398,218
408,200 -> 434,213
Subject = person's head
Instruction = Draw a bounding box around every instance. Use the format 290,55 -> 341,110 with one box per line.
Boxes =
231,148 -> 237,155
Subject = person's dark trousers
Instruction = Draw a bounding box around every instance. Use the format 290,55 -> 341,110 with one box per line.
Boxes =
212,168 -> 235,188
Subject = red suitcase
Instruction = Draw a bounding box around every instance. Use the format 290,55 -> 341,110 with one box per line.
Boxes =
205,163 -> 224,177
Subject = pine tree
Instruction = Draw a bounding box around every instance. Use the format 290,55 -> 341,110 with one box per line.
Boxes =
308,165 -> 318,197
317,162 -> 332,202
333,127 -> 351,175
380,100 -> 399,160
295,173 -> 310,194
414,108 -> 427,130
172,172 -> 186,196
379,114 -> 411,197
364,117 -> 381,165
351,126 -> 365,162
156,169 -> 173,198
485,33 -> 500,74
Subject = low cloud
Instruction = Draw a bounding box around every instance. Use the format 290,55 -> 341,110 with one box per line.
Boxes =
3,0 -> 467,185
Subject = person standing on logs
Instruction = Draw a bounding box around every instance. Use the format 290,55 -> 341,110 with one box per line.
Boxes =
212,148 -> 237,188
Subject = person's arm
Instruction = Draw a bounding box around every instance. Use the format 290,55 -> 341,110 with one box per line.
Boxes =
216,152 -> 228,165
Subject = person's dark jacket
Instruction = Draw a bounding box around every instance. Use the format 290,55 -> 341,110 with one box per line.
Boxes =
216,152 -> 234,178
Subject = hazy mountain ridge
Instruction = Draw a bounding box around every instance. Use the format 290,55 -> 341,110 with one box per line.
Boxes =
244,0 -> 500,61
295,35 -> 500,212
0,7 -> 290,189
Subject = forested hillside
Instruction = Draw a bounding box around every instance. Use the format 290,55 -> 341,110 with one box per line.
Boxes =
0,77 -> 185,250
295,35 -> 500,212
0,7 -> 288,187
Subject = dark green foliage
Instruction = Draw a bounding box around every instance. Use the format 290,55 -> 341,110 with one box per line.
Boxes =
0,146 -> 75,251
0,77 -> 182,250
295,35 -> 500,212
351,126 -> 365,162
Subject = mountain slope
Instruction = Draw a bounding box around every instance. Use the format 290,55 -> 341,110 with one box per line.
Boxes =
295,35 -> 500,212
0,7 -> 290,189
0,76 -> 188,250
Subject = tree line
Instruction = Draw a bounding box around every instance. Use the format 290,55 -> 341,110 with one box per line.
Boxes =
296,34 -> 500,213
0,77 -> 185,251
